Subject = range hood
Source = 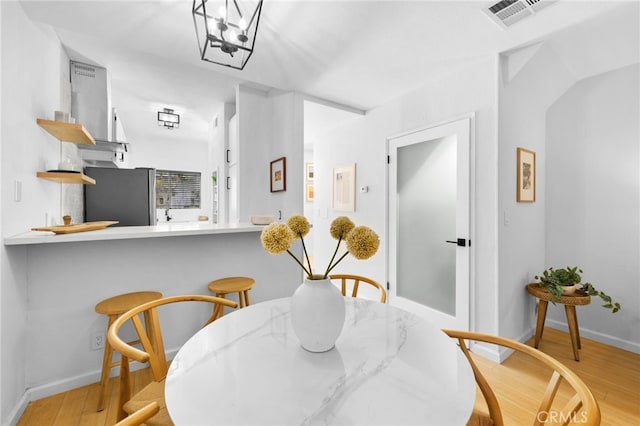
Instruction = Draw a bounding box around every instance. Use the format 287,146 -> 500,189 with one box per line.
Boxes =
70,60 -> 129,167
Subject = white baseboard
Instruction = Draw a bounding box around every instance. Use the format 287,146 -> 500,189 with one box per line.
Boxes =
546,319 -> 640,354
4,369 -> 107,426
470,341 -> 503,363
4,392 -> 30,426
5,348 -> 179,426
470,328 -> 534,363
470,323 -> 639,364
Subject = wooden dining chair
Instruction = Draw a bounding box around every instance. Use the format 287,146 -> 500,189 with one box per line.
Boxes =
107,295 -> 238,425
329,274 -> 387,303
114,402 -> 159,426
443,329 -> 601,426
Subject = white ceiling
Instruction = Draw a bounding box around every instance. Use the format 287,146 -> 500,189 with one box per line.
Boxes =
19,0 -> 639,128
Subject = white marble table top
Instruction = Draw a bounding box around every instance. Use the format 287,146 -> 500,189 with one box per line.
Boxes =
165,298 -> 475,425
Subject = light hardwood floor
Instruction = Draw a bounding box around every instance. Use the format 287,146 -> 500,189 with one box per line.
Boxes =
18,327 -> 639,425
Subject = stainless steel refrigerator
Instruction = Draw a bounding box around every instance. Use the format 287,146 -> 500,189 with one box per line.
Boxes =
84,167 -> 157,226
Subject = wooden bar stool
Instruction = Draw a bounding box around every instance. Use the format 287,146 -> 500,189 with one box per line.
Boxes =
207,277 -> 255,322
526,283 -> 591,361
94,291 -> 163,412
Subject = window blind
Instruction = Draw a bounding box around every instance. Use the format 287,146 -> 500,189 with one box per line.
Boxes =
156,170 -> 201,209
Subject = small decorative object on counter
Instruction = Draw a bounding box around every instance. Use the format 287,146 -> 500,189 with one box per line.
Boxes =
63,215 -> 72,226
534,266 -> 621,313
251,215 -> 275,225
260,215 -> 380,352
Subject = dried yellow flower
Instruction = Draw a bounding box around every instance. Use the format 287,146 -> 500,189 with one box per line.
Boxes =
329,216 -> 355,240
287,215 -> 310,239
261,214 -> 379,279
346,226 -> 379,260
261,223 -> 294,255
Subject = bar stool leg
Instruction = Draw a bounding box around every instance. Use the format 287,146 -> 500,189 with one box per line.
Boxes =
565,305 -> 581,361
238,291 -> 246,308
244,289 -> 251,307
97,314 -> 116,411
534,299 -> 548,349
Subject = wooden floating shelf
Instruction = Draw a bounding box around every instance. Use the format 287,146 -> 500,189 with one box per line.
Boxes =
36,171 -> 96,185
36,119 -> 96,145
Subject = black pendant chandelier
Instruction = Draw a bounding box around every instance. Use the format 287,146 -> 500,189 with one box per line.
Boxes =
192,0 -> 263,70
158,108 -> 180,129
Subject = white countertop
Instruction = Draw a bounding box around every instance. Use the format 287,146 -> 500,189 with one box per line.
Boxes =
165,298 -> 475,425
3,222 -> 264,246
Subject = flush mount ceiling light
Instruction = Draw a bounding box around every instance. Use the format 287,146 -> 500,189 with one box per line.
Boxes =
192,0 -> 263,70
158,108 -> 180,129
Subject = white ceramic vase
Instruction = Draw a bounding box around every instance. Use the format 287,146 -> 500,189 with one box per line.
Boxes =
562,284 -> 577,295
290,275 -> 346,353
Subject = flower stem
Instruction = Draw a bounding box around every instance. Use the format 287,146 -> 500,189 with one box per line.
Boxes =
323,236 -> 343,278
325,252 -> 350,276
286,249 -> 311,277
299,233 -> 313,276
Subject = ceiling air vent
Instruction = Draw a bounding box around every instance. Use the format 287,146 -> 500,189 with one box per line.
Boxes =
484,0 -> 556,29
72,62 -> 96,79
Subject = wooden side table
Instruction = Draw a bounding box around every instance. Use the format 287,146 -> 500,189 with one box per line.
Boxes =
526,283 -> 591,361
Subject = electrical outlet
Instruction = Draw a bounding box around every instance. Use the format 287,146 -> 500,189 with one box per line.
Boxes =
90,331 -> 105,351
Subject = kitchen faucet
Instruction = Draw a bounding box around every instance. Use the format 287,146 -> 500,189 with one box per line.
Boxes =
165,208 -> 172,222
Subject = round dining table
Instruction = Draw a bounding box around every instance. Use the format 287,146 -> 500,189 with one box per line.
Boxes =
165,297 -> 475,425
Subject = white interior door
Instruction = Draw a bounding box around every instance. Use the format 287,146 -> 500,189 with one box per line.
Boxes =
388,117 -> 471,331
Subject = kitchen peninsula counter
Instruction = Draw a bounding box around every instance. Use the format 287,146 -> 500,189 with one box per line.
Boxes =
8,219 -> 300,402
4,222 -> 263,246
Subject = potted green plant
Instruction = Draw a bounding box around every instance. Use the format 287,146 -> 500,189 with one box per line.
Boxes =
534,266 -> 621,313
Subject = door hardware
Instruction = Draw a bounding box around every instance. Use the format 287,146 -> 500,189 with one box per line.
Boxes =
446,238 -> 467,247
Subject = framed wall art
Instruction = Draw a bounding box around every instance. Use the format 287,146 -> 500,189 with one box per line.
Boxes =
332,163 -> 356,211
517,147 -> 535,202
305,183 -> 314,202
270,157 -> 286,192
305,162 -> 314,181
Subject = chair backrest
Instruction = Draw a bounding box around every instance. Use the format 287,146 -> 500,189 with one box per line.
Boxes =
107,294 -> 237,421
329,274 -> 387,303
443,329 -> 601,426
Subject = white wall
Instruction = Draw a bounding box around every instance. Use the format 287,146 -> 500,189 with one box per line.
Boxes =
498,16 -> 640,353
303,100 -> 365,273
314,57 -> 499,335
498,44 -> 576,342
303,148 -> 314,250
0,0 -> 3,416
0,2 -> 72,422
270,91 -> 305,221
236,86 -> 274,222
313,115 -> 378,279
545,64 -> 640,352
236,87 -> 304,224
